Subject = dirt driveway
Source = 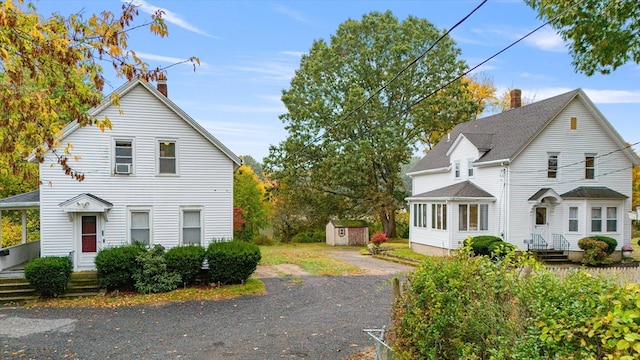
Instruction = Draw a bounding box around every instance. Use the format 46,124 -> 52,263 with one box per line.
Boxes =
253,249 -> 415,278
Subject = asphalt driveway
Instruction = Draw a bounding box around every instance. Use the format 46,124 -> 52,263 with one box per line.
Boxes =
1,251 -> 414,360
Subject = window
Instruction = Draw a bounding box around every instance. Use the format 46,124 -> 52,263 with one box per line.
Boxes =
114,139 -> 133,174
413,204 -> 418,227
458,204 -> 488,231
432,203 -> 447,230
454,161 -> 461,178
339,228 -> 345,237
606,207 -> 617,232
591,207 -> 602,232
413,203 -> 428,228
422,204 -> 427,228
467,159 -> 474,177
535,207 -> 547,226
159,140 -> 177,174
182,208 -> 202,245
568,206 -> 578,232
585,155 -> 595,179
130,210 -> 150,245
570,117 -> 577,130
547,153 -> 558,179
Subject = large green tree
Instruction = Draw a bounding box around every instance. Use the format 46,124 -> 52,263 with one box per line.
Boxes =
234,165 -> 270,241
0,0 -> 197,182
525,0 -> 639,75
265,11 -> 481,237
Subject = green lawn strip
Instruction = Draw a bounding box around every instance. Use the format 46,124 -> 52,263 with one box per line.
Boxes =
27,278 -> 265,308
631,237 -> 640,261
259,243 -> 363,275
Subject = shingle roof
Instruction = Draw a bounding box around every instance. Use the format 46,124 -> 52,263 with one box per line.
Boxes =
0,190 -> 39,209
560,186 -> 628,199
411,89 -> 581,172
408,180 -> 495,200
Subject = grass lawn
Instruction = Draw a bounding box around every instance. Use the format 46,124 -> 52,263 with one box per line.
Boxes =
380,238 -> 430,263
259,243 -> 363,275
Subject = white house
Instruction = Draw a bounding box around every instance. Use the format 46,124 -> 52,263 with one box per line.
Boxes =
27,77 -> 241,271
406,89 -> 639,260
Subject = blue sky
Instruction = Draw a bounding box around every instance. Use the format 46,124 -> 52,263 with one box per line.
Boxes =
35,0 -> 640,160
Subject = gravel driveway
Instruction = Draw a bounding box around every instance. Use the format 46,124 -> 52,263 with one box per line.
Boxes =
1,251 -> 413,360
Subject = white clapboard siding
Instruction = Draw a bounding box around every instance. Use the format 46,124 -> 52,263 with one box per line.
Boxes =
39,82 -> 236,269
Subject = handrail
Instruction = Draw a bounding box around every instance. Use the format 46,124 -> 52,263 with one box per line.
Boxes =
529,233 -> 548,251
552,234 -> 570,252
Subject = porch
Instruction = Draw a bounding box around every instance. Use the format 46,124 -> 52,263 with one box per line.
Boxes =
0,190 -> 41,272
525,233 -> 571,263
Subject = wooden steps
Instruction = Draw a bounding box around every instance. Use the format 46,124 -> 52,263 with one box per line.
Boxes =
0,271 -> 100,304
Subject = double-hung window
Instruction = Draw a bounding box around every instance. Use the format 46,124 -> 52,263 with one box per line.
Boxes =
585,154 -> 595,180
606,207 -> 617,232
547,153 -> 558,179
114,139 -> 133,175
129,208 -> 151,245
454,161 -> 461,178
591,207 -> 602,232
413,203 -> 428,228
181,208 -> 202,245
458,204 -> 488,231
568,206 -> 579,232
467,159 -> 474,177
159,140 -> 177,175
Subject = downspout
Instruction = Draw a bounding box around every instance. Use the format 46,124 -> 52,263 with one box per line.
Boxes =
446,200 -> 451,256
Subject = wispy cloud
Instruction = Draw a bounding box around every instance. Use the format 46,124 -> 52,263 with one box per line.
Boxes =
135,51 -> 209,67
526,87 -> 640,104
273,4 -> 311,24
280,51 -> 305,57
523,27 -> 566,52
229,60 -> 298,85
125,0 -> 217,38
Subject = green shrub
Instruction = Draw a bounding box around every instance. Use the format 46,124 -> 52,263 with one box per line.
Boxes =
488,240 -> 516,258
206,241 -> 261,284
133,244 -> 181,294
578,237 -> 611,266
24,256 -> 73,298
291,232 -> 315,243
589,235 -> 617,254
252,235 -> 275,246
95,243 -> 147,290
165,245 -> 206,285
389,247 -> 530,359
463,235 -> 503,256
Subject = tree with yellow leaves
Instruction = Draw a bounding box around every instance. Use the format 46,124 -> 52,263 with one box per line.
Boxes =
0,0 -> 197,181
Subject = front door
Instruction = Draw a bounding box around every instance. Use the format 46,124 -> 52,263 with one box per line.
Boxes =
533,206 -> 549,243
77,214 -> 101,269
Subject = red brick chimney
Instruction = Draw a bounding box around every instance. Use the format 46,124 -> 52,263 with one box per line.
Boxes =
157,73 -> 167,97
510,89 -> 521,109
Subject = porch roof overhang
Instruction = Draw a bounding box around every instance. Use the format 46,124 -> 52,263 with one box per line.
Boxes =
560,186 -> 628,199
406,180 -> 496,202
528,188 -> 562,205
0,190 -> 40,210
59,193 -> 113,221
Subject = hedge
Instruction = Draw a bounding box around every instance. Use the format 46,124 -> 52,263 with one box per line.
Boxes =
206,241 -> 261,284
95,244 -> 147,290
165,245 -> 206,285
24,256 -> 73,297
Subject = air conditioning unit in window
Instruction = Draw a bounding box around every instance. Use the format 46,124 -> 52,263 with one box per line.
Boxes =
115,163 -> 131,175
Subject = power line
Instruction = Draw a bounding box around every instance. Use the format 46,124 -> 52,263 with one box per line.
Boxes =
508,141 -> 640,174
507,164 -> 637,187
285,0 -> 489,161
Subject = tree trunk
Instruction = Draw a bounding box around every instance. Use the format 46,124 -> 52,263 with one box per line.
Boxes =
381,211 -> 397,238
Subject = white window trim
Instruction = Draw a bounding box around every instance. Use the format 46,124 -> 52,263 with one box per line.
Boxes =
112,137 -> 135,176
467,158 -> 474,177
567,205 -> 579,233
127,206 -> 152,245
454,160 -> 461,178
157,138 -> 179,176
606,206 -> 618,233
180,206 -> 204,245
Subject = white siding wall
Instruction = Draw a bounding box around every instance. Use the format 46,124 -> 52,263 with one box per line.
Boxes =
507,98 -> 633,250
40,84 -> 234,268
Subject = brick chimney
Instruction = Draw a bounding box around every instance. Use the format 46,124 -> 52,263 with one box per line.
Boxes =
157,73 -> 167,97
510,89 -> 521,109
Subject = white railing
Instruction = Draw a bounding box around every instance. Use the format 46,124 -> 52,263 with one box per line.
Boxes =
0,240 -> 40,271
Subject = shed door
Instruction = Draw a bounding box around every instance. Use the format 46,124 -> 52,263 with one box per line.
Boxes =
348,227 -> 366,246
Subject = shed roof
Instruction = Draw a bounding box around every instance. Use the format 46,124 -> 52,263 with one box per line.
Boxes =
0,190 -> 39,210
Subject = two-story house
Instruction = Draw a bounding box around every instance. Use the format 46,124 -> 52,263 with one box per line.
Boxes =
28,77 -> 241,270
407,89 -> 639,260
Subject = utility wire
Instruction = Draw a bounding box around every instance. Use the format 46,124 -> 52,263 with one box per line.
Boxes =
507,164 -> 637,187
508,141 -> 640,174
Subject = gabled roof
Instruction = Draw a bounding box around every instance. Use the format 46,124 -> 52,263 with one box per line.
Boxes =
28,78 -> 241,167
407,180 -> 495,201
410,89 -> 639,174
0,190 -> 39,210
560,186 -> 628,199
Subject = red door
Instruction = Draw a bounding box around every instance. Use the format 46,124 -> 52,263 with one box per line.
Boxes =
81,216 -> 97,253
